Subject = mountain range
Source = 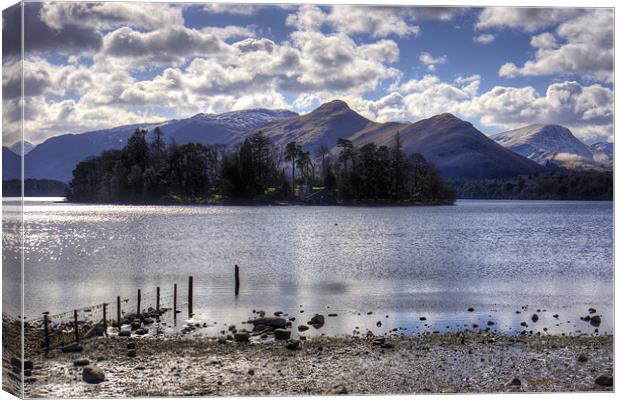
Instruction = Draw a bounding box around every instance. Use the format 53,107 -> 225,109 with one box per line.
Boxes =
2,100 -> 612,183
492,125 -> 612,171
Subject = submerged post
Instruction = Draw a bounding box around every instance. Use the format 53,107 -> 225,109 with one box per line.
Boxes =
137,289 -> 141,315
235,264 -> 240,296
188,276 -> 193,317
43,312 -> 50,353
117,296 -> 121,329
173,283 -> 177,323
73,310 -> 79,343
102,303 -> 108,336
156,286 -> 160,314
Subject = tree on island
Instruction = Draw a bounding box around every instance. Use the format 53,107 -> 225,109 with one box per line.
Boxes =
67,127 -> 455,205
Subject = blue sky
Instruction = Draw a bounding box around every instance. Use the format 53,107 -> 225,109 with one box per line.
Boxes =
2,3 -> 613,145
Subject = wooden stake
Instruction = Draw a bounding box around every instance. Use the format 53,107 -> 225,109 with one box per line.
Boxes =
188,276 -> 193,317
117,296 -> 121,329
102,303 -> 108,336
73,310 -> 79,343
235,264 -> 240,296
173,283 -> 177,324
43,312 -> 50,353
156,286 -> 160,314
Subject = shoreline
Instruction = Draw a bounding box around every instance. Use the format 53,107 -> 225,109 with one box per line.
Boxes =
16,332 -> 614,397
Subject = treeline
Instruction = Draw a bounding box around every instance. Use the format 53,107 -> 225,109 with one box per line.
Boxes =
3,179 -> 68,197
450,170 -> 613,200
67,128 -> 455,204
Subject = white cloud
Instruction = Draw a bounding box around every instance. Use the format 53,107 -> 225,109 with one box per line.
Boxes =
40,2 -> 184,30
530,32 -> 557,49
473,34 -> 495,44
419,52 -> 447,71
286,5 -> 421,38
498,9 -> 613,83
476,7 -> 582,32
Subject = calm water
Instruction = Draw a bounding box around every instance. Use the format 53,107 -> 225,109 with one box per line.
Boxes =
6,199 -> 614,336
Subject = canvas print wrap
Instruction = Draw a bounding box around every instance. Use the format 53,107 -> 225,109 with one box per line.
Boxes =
1,1 -> 614,398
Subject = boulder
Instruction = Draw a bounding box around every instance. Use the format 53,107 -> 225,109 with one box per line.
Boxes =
250,317 -> 287,329
286,339 -> 301,350
308,314 -> 325,328
298,325 -> 309,332
83,365 -> 105,384
595,375 -> 613,387
531,314 -> 539,322
118,330 -> 131,337
234,332 -> 250,342
467,307 -> 474,312
506,377 -> 521,386
324,384 -> 348,395
590,315 -> 602,327
61,343 -> 83,353
130,321 -> 141,331
135,328 -> 148,336
274,329 -> 291,340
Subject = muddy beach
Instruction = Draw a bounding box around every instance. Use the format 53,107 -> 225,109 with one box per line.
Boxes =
17,331 -> 613,397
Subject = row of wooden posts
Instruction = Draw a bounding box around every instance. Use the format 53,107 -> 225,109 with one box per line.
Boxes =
42,265 -> 242,353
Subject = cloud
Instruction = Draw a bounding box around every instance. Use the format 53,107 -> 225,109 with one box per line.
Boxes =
419,52 -> 447,71
286,5 -> 421,38
530,32 -> 557,49
498,9 -> 613,82
473,34 -> 495,44
476,7 -> 582,32
39,2 -> 184,30
97,26 -> 235,69
3,3 -> 102,57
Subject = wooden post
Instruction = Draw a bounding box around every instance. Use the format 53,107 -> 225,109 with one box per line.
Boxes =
43,312 -> 50,353
137,289 -> 141,315
235,264 -> 240,296
102,303 -> 108,336
73,310 -> 79,343
117,296 -> 121,329
188,276 -> 193,317
156,286 -> 160,315
173,283 -> 177,323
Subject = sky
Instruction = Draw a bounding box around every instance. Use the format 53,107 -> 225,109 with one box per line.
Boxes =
1,3 -> 614,145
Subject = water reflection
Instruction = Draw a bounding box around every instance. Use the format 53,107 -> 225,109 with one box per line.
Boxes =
21,199 -> 613,336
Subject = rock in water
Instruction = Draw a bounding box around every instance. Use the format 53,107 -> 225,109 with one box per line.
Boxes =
467,307 -> 474,312
595,375 -> 613,387
274,329 -> 291,340
234,332 -> 250,342
83,365 -> 105,384
324,384 -> 348,395
297,325 -> 309,332
308,314 -> 325,328
590,315 -> 602,327
250,317 -> 287,329
531,314 -> 539,322
589,308 -> 597,314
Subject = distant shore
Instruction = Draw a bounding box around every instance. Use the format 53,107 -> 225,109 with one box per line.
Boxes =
18,333 -> 613,397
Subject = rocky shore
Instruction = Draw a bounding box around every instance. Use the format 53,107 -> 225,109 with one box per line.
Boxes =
20,332 -> 613,397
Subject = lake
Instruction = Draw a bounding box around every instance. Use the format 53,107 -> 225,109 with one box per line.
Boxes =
5,199 -> 614,337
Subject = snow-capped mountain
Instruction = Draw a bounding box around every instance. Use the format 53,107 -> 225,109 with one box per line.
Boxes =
492,124 -> 609,170
9,140 -> 34,155
590,141 -> 614,167
22,109 -> 298,182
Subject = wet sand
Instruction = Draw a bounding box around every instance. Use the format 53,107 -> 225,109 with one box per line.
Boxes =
21,332 -> 613,397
